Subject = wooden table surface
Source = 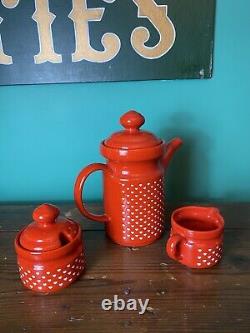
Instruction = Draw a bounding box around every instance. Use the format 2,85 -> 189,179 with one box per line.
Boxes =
0,202 -> 250,333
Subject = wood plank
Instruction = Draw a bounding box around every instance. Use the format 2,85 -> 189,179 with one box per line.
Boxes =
1,202 -> 250,231
0,228 -> 249,333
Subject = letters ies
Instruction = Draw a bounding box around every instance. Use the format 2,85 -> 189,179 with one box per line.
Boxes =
0,0 -> 176,65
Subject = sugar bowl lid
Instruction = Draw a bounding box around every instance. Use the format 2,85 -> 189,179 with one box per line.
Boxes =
103,110 -> 162,150
19,204 -> 79,252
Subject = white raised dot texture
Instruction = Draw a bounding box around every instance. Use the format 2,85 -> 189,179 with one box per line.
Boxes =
196,246 -> 222,266
19,252 -> 84,292
120,178 -> 164,242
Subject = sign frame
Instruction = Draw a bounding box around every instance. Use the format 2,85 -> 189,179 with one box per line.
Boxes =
0,0 -> 216,85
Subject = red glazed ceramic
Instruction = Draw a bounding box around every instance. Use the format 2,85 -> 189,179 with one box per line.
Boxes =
15,204 -> 85,293
166,206 -> 224,268
74,110 -> 182,247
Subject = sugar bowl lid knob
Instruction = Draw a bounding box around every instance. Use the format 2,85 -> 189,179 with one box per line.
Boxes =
33,204 -> 60,225
120,110 -> 145,131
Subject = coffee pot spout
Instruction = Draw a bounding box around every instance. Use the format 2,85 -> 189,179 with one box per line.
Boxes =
162,137 -> 183,169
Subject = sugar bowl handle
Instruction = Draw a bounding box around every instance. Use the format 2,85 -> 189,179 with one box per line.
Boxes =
74,163 -> 108,223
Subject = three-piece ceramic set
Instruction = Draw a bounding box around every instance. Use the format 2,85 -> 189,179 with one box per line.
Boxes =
15,111 -> 224,293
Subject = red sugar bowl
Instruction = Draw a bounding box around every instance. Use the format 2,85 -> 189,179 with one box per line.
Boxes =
15,204 -> 85,293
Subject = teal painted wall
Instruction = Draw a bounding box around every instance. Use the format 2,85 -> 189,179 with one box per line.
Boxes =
0,0 -> 250,203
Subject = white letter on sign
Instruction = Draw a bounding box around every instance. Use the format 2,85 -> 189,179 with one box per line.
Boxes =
0,0 -> 20,65
32,0 -> 62,64
131,0 -> 176,59
69,0 -> 121,63
1,0 -> 19,8
0,17 -> 12,64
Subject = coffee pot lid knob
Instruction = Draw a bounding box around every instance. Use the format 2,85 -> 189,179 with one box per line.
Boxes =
120,110 -> 145,131
103,110 -> 161,151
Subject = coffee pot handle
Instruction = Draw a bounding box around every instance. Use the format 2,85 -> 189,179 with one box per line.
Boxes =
74,163 -> 108,223
166,234 -> 183,260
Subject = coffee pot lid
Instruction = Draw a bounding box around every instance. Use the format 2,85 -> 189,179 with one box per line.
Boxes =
19,204 -> 79,252
103,110 -> 162,150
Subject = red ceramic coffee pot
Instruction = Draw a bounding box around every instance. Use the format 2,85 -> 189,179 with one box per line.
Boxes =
74,110 -> 182,247
15,204 -> 85,293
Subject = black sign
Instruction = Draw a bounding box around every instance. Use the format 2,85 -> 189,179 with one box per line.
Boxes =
0,0 -> 216,85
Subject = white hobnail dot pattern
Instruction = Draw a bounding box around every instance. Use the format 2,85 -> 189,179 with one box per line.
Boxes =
19,252 -> 84,291
196,245 -> 223,267
121,178 -> 165,242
